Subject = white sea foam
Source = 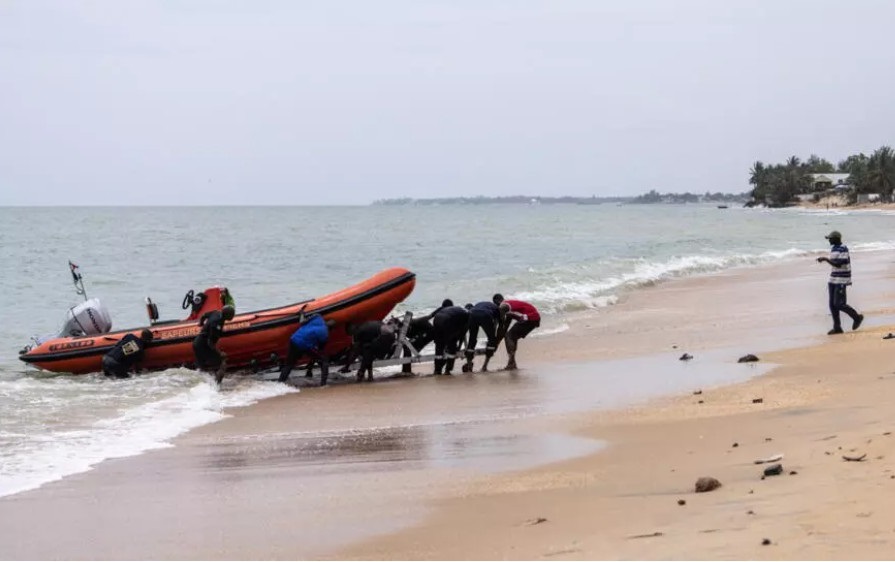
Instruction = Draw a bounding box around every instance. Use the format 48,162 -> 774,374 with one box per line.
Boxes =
531,323 -> 570,337
853,240 -> 895,252
514,248 -> 808,313
0,369 -> 297,498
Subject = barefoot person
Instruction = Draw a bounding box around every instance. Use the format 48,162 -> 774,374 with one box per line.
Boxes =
192,304 -> 235,383
494,293 -> 540,370
816,230 -> 864,335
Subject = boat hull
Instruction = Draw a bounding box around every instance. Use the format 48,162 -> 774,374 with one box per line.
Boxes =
20,268 -> 416,375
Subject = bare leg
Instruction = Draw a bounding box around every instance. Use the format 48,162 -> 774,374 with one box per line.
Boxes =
504,335 -> 518,370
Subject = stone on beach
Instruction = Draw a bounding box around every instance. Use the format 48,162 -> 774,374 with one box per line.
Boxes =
763,463 -> 783,477
695,476 -> 722,493
679,353 -> 693,361
738,354 -> 759,363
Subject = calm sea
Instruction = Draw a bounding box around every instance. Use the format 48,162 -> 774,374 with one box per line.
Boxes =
2,204 -> 894,496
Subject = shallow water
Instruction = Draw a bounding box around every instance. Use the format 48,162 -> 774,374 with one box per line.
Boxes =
1,204 -> 893,497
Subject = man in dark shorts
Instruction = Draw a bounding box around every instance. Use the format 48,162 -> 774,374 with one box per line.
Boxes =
494,293 -> 540,370
102,329 -> 154,378
431,304 -> 469,375
192,304 -> 235,384
462,300 -> 501,372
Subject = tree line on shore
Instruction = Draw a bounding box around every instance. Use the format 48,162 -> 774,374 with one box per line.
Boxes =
373,192 -> 747,206
749,146 -> 895,207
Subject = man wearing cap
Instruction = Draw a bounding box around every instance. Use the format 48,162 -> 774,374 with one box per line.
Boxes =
817,230 -> 864,335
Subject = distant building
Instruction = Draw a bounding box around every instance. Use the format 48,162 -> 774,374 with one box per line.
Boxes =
810,173 -> 851,191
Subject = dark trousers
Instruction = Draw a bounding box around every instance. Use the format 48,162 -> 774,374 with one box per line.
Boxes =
102,355 -> 129,378
192,337 -> 223,371
465,312 -> 497,362
433,327 -> 466,374
402,333 -> 434,373
358,333 -> 396,381
829,283 -> 859,329
279,342 -> 328,384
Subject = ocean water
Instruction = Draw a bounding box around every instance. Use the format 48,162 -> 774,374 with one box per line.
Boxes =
1,204 -> 894,497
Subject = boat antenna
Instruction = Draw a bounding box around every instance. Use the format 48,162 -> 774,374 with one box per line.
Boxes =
69,260 -> 88,301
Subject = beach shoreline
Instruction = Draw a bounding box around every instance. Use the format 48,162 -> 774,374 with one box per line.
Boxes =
335,251 -> 895,560
2,249 -> 895,559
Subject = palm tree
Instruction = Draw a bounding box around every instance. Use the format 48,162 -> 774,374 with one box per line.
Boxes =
749,161 -> 765,186
865,146 -> 895,199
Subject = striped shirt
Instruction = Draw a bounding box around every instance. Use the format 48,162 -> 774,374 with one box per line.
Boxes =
828,244 -> 852,285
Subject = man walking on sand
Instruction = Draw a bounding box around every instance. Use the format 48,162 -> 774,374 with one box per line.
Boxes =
817,230 -> 864,335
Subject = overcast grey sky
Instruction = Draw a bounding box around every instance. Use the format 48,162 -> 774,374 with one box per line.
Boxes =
1,1 -> 894,205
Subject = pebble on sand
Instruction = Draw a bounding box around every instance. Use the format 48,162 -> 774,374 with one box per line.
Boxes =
695,477 -> 722,493
677,499 -> 686,506
763,463 -> 784,477
738,354 -> 760,363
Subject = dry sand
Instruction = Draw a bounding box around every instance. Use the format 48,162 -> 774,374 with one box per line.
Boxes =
3,250 -> 895,560
337,252 -> 895,560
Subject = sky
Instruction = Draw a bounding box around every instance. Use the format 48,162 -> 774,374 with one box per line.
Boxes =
1,0 -> 894,205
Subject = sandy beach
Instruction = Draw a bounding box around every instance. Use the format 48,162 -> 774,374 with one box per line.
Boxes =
3,249 -> 895,560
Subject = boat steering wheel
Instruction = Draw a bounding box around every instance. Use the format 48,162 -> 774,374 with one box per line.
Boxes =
182,290 -> 195,310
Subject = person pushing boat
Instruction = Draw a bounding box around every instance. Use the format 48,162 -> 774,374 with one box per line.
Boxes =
341,321 -> 397,382
432,303 -> 469,375
192,304 -> 235,384
279,312 -> 335,385
494,294 -> 540,370
462,300 -> 501,372
102,329 -> 154,378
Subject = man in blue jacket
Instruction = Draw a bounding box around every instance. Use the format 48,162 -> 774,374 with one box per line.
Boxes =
817,230 -> 864,335
279,313 -> 335,385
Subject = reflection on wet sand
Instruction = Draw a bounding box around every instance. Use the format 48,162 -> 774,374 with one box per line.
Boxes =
0,344 -> 774,560
201,420 -> 603,476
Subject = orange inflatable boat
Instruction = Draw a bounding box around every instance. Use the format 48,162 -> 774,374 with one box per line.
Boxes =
19,267 -> 416,375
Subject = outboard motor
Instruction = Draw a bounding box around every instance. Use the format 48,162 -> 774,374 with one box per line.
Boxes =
59,298 -> 113,337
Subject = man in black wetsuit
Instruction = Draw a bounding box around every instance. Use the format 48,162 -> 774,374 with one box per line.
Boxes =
341,321 -> 396,382
462,300 -> 501,373
432,304 -> 469,375
192,304 -> 235,384
102,329 -> 154,378
397,299 -> 455,374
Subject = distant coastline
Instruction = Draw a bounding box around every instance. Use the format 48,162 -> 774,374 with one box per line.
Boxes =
372,191 -> 749,206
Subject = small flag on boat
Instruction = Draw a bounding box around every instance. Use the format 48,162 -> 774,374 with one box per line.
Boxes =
69,261 -> 87,297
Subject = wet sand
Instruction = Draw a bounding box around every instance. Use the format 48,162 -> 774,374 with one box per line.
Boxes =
2,250 -> 895,559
